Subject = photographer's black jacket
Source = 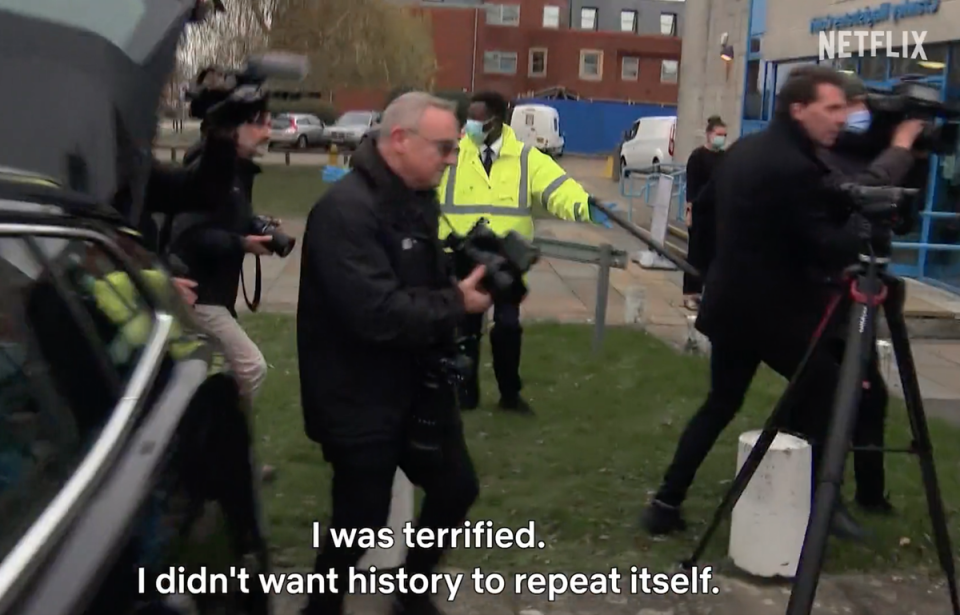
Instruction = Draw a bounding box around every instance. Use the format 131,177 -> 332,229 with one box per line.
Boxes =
297,139 -> 466,451
695,116 -> 861,344
113,135 -> 239,252
168,141 -> 260,314
818,131 -> 915,189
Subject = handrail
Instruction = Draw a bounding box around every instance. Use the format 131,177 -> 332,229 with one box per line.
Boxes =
532,237 -> 627,352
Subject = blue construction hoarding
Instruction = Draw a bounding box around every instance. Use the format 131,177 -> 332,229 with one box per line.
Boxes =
514,98 -> 677,155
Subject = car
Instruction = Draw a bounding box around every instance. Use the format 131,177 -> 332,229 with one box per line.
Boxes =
269,113 -> 326,149
0,167 -> 273,615
324,110 -> 380,150
620,115 -> 677,174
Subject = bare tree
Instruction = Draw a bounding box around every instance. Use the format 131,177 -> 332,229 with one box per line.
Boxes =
269,0 -> 437,92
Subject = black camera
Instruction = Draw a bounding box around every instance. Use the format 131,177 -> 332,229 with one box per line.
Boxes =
836,183 -> 920,258
408,343 -> 474,459
187,52 -> 310,128
865,79 -> 960,155
443,219 -> 541,304
249,215 -> 296,257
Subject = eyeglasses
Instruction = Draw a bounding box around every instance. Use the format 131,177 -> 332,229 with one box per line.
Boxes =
408,129 -> 458,157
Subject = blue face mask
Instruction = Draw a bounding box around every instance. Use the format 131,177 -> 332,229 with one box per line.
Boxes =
711,135 -> 726,149
464,119 -> 491,143
845,109 -> 872,133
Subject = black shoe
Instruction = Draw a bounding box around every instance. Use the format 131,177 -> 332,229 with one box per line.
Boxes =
641,499 -> 687,535
393,594 -> 445,615
830,500 -> 871,542
856,494 -> 895,515
498,396 -> 533,415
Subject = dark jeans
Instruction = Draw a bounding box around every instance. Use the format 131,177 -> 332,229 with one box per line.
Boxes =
305,429 -> 479,614
461,300 -> 523,401
655,329 -> 887,508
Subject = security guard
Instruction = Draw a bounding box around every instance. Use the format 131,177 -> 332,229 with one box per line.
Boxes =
438,91 -> 609,414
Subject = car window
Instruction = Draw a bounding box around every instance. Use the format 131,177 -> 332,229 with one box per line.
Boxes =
270,115 -> 291,130
0,233 -> 157,571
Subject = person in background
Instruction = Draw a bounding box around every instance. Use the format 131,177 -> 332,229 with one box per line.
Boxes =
438,91 -> 610,415
681,115 -> 727,311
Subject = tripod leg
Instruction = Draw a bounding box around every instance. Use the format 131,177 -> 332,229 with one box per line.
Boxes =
883,276 -> 960,615
684,294 -> 847,568
787,286 -> 878,615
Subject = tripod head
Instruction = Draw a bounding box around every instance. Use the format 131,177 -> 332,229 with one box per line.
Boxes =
836,184 -> 920,264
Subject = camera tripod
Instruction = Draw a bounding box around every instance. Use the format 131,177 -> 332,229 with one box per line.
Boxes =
681,250 -> 960,615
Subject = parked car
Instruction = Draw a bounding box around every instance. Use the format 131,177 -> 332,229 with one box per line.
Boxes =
0,176 -> 272,615
324,110 -> 380,150
510,104 -> 565,157
620,115 -> 677,174
269,112 -> 326,149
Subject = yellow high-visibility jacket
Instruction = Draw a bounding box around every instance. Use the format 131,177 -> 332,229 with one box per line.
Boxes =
437,125 -> 591,241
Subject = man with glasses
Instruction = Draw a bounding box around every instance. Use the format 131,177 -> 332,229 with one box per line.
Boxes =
438,91 -> 610,415
297,92 -> 492,615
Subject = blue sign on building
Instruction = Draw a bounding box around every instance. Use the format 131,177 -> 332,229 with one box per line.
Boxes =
809,0 -> 940,34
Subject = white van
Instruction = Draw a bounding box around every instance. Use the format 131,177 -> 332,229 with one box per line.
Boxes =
619,115 -> 676,173
510,104 -> 565,157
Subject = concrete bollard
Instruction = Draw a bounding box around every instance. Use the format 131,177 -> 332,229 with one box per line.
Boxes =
877,339 -> 894,383
684,314 -> 709,354
623,286 -> 645,325
729,430 -> 811,578
358,470 -> 415,570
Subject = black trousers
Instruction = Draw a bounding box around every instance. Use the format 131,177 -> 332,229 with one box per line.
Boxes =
460,300 -> 523,402
306,429 -> 479,614
654,328 -> 888,508
682,222 -> 715,296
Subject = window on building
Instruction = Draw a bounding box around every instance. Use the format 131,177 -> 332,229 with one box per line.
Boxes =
580,7 -> 598,30
580,50 -> 603,80
774,60 -> 818,93
622,57 -> 639,80
542,5 -> 560,28
529,48 -> 547,77
660,59 -> 678,83
660,12 -> 677,36
891,43 -> 947,78
750,37 -> 761,54
620,9 -> 637,32
744,59 -> 763,120
486,4 -> 520,26
859,56 -> 886,82
483,51 -> 518,74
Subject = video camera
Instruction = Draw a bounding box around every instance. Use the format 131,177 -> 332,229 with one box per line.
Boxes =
836,183 -> 920,258
865,78 -> 960,155
443,218 -> 541,305
187,52 -> 310,128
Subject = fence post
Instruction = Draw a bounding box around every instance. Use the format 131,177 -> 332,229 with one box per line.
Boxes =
170,147 -> 177,162
285,151 -> 291,166
593,243 -> 613,353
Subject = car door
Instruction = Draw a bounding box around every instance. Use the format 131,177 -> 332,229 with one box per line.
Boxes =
0,224 -> 268,615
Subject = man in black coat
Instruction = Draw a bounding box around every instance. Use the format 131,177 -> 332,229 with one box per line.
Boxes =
812,74 -> 925,521
642,65 -> 877,537
297,92 -> 492,615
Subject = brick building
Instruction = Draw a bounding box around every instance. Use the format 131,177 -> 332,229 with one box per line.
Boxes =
335,0 -> 681,110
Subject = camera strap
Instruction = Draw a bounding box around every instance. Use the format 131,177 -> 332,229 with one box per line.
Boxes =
241,254 -> 262,312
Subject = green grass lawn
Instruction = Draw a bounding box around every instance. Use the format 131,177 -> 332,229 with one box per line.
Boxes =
243,313 -> 960,576
253,167 -> 328,219
253,166 -> 554,221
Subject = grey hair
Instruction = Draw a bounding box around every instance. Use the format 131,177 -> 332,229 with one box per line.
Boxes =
379,91 -> 457,135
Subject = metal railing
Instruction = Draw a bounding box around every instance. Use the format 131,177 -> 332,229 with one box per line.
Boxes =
618,164 -> 687,224
532,237 -> 629,352
158,145 -> 343,167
